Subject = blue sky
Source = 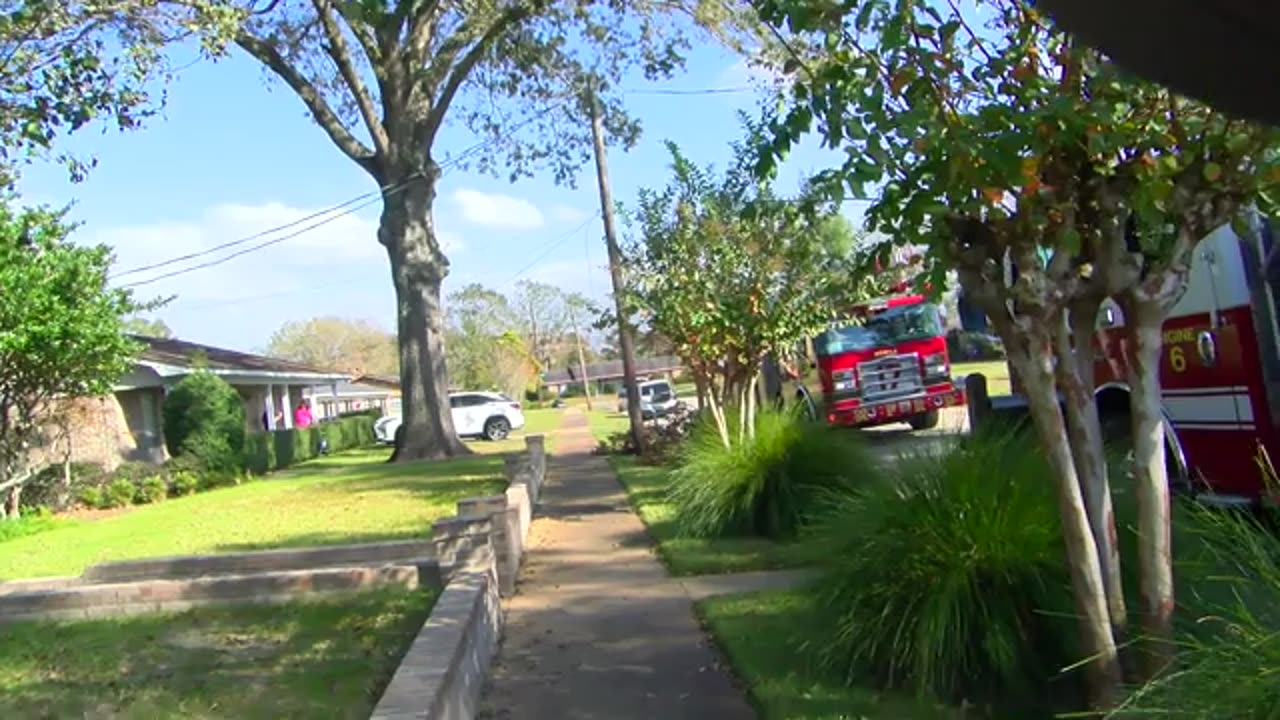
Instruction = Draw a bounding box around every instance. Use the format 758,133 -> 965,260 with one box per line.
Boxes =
17,35 -> 855,353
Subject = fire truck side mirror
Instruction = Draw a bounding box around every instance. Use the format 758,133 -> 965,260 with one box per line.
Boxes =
1100,306 -> 1118,328
1197,330 -> 1218,367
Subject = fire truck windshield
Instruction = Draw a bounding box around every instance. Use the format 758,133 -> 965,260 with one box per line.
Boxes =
814,302 -> 943,356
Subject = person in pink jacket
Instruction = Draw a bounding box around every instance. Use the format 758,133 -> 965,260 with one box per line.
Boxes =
294,400 -> 314,428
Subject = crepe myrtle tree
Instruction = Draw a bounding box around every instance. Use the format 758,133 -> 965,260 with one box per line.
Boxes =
0,201 -> 146,518
180,0 -> 756,460
754,0 -> 1280,704
625,131 -> 840,448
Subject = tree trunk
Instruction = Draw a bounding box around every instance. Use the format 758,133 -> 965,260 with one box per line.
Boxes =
1058,302 -> 1128,639
1121,292 -> 1176,677
3,486 -> 19,519
1010,344 -> 1123,709
381,172 -> 470,461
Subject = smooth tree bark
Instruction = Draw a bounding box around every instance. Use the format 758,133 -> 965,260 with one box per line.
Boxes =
1056,296 -> 1128,638
951,219 -> 1124,708
1008,329 -> 1124,708
1118,287 -> 1175,676
1115,190 -> 1245,677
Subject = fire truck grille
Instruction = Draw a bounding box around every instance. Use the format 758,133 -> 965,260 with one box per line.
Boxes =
857,353 -> 923,402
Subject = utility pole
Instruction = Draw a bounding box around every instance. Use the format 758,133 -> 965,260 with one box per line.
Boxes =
567,301 -> 594,411
587,83 -> 646,452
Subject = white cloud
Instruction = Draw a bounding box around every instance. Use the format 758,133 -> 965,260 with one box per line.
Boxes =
551,204 -> 588,225
78,200 -> 471,351
451,189 -> 545,230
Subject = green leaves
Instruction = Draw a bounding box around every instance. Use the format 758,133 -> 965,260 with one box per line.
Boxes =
753,0 -> 1280,299
0,199 -> 146,483
0,0 -> 184,186
626,136 -> 847,394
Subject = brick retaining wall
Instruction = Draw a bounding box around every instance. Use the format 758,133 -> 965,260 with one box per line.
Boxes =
0,564 -> 429,624
369,433 -> 549,720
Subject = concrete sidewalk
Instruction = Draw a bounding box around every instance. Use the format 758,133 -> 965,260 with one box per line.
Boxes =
478,411 -> 755,720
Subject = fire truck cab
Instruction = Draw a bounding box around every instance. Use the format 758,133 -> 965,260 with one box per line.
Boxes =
811,294 -> 968,431
980,217 -> 1280,507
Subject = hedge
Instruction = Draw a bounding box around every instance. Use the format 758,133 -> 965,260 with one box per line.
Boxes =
242,411 -> 378,475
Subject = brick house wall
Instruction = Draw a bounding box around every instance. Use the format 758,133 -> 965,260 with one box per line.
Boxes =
27,390 -> 165,473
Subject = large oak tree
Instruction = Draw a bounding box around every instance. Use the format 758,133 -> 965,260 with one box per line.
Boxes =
183,0 -> 754,459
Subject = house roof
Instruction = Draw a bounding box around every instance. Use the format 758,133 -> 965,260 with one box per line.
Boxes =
129,335 -> 350,384
304,380 -> 397,399
542,355 -> 683,385
351,373 -> 401,390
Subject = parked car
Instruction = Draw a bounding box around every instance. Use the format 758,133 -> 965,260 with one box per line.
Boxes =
374,391 -> 526,444
615,379 -> 680,420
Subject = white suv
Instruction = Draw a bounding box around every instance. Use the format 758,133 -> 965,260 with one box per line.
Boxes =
374,392 -> 526,444
615,379 -> 679,419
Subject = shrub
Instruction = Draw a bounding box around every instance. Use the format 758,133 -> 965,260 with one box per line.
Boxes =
76,487 -> 104,509
668,407 -> 870,540
162,371 -> 246,473
803,428 -> 1074,703
169,470 -> 200,496
243,413 -> 377,474
133,475 -> 168,504
109,461 -> 155,482
197,469 -> 239,492
21,462 -> 106,513
104,477 -> 137,508
1108,506 -> 1280,719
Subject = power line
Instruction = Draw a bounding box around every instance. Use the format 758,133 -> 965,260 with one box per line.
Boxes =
120,185 -> 410,289
622,85 -> 755,95
501,211 -> 601,287
109,186 -> 398,280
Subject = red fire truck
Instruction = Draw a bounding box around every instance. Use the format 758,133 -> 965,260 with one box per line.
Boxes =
810,294 -> 968,431
979,218 -> 1280,507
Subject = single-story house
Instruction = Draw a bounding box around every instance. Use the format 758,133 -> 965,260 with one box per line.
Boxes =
542,355 -> 685,395
304,374 -> 401,419
31,335 -> 350,472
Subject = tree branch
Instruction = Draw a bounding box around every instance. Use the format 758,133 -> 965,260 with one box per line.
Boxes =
234,31 -> 379,175
406,0 -> 446,67
422,2 -> 542,147
311,0 -> 390,157
330,2 -> 383,67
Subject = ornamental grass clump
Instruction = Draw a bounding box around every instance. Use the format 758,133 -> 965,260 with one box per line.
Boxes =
805,428 -> 1076,704
668,407 -> 872,540
1109,504 -> 1280,719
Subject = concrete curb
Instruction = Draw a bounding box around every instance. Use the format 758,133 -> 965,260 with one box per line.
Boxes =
369,434 -> 548,720
0,563 -> 431,624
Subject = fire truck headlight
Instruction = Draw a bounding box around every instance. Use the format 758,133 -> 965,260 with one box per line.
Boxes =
923,353 -> 949,381
832,369 -> 856,392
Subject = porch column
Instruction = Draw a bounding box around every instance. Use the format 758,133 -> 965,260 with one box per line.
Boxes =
264,384 -> 277,431
330,382 -> 339,420
281,384 -> 294,429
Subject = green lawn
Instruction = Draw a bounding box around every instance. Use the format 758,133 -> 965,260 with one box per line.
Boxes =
587,408 -> 631,444
699,590 -> 976,720
952,360 -> 1011,397
610,456 -> 805,576
0,448 -> 506,581
0,586 -> 436,719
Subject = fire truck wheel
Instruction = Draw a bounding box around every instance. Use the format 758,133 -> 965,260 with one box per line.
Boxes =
908,410 -> 940,431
